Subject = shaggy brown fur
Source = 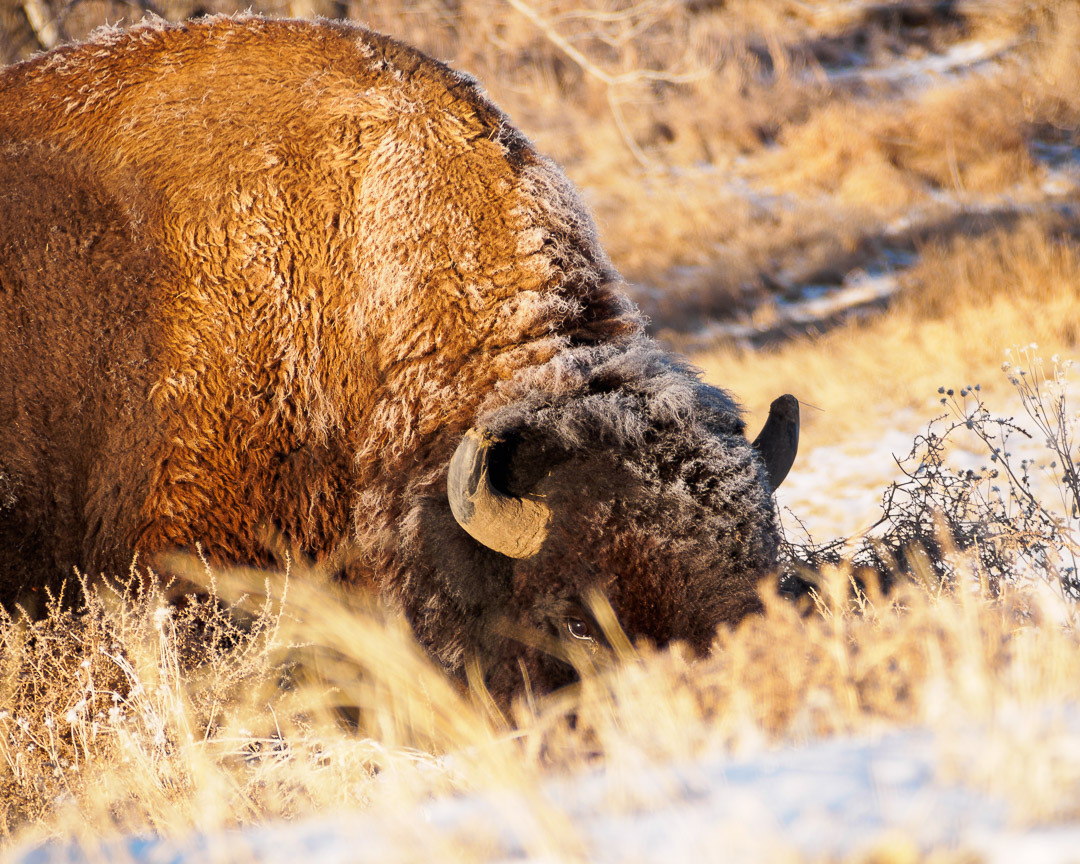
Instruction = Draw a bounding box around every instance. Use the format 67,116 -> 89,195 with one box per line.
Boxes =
0,16 -> 785,703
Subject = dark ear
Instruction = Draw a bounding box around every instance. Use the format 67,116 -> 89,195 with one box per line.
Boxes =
752,395 -> 799,490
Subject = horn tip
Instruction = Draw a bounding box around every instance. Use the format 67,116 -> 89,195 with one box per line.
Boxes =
753,394 -> 800,490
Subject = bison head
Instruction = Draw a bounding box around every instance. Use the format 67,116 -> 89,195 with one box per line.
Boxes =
405,344 -> 798,705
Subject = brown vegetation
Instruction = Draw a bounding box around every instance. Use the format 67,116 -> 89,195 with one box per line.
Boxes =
6,0 -> 1074,331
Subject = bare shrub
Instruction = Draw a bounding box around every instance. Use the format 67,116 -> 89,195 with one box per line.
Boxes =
782,347 -> 1080,607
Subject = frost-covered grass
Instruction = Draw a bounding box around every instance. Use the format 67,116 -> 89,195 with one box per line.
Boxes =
4,1 -> 1080,861
19,720 -> 1080,863
8,534 -> 1080,861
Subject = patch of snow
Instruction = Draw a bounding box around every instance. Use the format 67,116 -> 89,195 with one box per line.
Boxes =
775,270 -> 901,323
1033,143 -> 1080,196
16,724 -> 1080,863
673,267 -> 904,352
824,39 -> 1016,87
776,424 -> 919,542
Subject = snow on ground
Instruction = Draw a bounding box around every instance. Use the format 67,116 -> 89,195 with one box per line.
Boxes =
775,420 -> 921,542
823,38 -> 1017,87
15,722 -> 1080,863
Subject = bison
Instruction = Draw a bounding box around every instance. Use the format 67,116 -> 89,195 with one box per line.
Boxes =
0,15 -> 798,703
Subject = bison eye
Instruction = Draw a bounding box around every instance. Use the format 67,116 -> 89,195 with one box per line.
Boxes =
566,618 -> 593,641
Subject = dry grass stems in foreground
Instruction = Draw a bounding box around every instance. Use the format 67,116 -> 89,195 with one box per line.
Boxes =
5,536 -> 1080,851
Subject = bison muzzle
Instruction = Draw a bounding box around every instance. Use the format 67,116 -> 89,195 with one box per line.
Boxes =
0,15 -> 798,704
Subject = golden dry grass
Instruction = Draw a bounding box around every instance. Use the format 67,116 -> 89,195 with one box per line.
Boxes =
696,217 -> 1080,447
5,557 -> 1080,859
5,0 -> 1077,321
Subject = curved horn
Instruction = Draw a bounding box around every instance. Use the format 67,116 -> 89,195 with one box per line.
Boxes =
752,394 -> 800,490
447,428 -> 552,559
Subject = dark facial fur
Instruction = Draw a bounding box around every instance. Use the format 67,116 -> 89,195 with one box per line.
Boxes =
399,343 -> 778,704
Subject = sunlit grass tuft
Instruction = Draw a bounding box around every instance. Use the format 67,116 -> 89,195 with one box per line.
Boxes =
8,554 -> 1080,854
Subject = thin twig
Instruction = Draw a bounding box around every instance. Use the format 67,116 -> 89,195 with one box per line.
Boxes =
606,87 -> 653,170
506,0 -> 706,169
21,0 -> 62,50
510,0 -> 704,88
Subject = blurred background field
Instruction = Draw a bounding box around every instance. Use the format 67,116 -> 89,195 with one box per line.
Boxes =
3,1 -> 1080,861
